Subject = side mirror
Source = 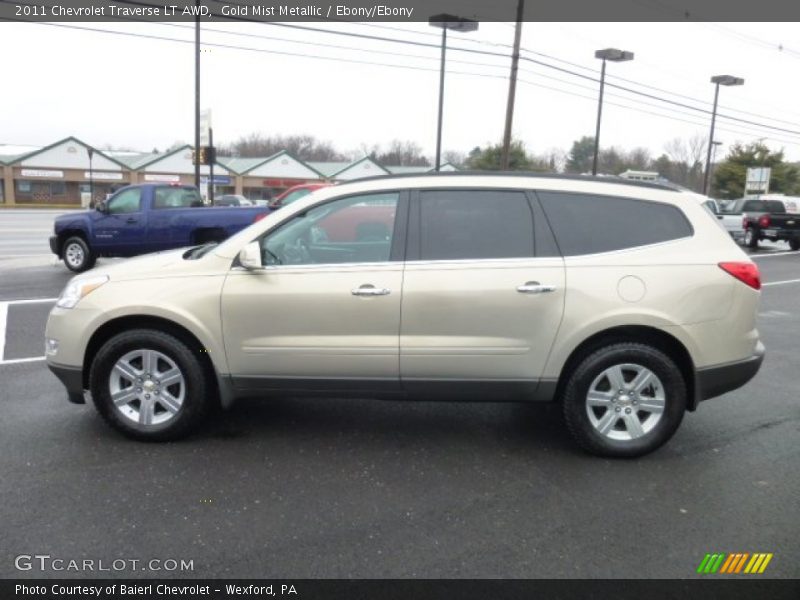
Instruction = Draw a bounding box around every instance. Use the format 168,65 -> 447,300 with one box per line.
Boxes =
238,241 -> 262,270
95,201 -> 108,213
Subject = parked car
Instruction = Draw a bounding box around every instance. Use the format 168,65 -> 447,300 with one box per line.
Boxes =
268,182 -> 332,209
733,198 -> 800,250
46,174 -> 763,457
707,198 -> 745,241
215,194 -> 253,207
49,184 -> 268,272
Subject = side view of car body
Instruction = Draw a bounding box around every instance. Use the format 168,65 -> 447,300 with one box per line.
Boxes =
45,174 -> 764,457
49,184 -> 268,272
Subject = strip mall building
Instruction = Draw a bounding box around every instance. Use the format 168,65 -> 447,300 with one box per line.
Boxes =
0,137 -> 457,207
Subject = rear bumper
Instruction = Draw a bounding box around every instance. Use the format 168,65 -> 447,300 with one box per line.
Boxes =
47,361 -> 85,404
49,235 -> 60,257
695,342 -> 765,403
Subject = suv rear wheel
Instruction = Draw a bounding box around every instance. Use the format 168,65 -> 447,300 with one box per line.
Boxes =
89,329 -> 212,441
562,342 -> 686,457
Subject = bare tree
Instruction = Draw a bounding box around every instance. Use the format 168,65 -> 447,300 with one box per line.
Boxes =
219,133 -> 346,161
442,150 -> 467,168
374,140 -> 430,167
662,133 -> 707,191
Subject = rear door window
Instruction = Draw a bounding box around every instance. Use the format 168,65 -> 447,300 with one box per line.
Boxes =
536,191 -> 693,256
417,190 -> 534,261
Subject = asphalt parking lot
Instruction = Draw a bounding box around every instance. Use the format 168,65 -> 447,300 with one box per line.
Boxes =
0,210 -> 798,579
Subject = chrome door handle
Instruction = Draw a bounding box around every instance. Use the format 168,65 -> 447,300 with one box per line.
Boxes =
517,281 -> 556,294
351,285 -> 391,297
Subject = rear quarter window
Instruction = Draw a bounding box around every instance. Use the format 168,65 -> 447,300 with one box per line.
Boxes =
536,191 -> 693,256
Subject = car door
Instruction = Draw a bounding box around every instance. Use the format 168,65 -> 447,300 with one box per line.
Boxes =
92,187 -> 144,256
221,190 -> 408,394
400,188 -> 565,398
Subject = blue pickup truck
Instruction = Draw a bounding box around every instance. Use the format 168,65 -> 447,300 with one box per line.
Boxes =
49,183 -> 268,272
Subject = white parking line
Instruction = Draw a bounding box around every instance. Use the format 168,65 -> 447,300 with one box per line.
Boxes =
0,302 -> 7,362
750,250 -> 800,258
0,297 -> 57,365
0,356 -> 46,365
763,278 -> 800,287
6,297 -> 58,305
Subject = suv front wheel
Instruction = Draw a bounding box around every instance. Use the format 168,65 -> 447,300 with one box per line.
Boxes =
562,343 -> 686,457
89,329 -> 212,441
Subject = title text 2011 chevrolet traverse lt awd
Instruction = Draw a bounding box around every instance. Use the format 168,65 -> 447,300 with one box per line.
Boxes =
45,174 -> 764,457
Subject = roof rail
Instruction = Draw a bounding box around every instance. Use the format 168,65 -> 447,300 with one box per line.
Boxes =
339,170 -> 680,192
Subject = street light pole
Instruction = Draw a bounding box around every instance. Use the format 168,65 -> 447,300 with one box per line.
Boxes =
87,147 -> 94,208
756,137 -> 768,199
429,14 -> 479,172
592,48 -> 634,176
703,74 -> 744,195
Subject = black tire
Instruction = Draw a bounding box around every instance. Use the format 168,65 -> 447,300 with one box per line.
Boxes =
562,342 -> 687,458
744,228 -> 759,249
89,329 -> 213,441
789,238 -> 800,252
62,235 -> 96,272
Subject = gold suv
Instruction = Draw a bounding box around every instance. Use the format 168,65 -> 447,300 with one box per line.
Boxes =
45,174 -> 764,457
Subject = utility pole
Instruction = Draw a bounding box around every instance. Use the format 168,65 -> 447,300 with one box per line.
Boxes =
501,0 -> 524,170
194,1 -> 201,189
209,128 -> 215,205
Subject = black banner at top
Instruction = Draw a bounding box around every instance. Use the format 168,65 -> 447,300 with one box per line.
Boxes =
2,0 -> 800,22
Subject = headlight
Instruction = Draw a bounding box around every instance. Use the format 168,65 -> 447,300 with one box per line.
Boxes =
56,275 -> 109,309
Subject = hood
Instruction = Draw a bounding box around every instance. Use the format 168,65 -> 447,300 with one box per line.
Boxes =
81,247 -> 226,282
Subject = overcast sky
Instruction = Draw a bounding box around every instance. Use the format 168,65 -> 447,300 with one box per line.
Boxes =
2,20 -> 800,163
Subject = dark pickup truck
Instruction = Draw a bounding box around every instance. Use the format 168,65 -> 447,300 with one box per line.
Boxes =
732,198 -> 800,250
50,183 -> 268,272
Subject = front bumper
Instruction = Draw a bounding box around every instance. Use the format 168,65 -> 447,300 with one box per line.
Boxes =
49,235 -> 60,257
695,341 -> 765,403
47,361 -> 85,404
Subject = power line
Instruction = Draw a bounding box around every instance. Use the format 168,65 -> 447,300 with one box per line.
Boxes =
9,15 -> 800,147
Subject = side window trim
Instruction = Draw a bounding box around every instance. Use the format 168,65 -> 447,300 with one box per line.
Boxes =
526,190 -> 562,258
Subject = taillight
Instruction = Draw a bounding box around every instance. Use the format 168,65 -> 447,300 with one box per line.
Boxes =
742,215 -> 748,228
758,214 -> 771,227
718,262 -> 761,290
253,212 -> 267,223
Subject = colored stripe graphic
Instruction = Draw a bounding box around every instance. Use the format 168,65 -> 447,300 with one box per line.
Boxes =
697,552 -> 772,574
697,554 -> 712,574
734,553 -> 749,573
720,554 -> 736,574
710,553 -> 726,573
758,554 -> 773,573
